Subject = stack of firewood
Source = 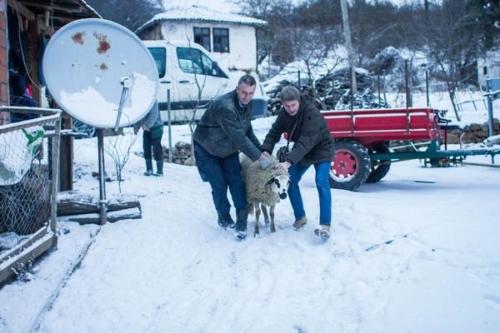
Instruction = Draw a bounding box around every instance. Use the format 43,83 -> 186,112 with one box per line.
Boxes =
265,67 -> 386,114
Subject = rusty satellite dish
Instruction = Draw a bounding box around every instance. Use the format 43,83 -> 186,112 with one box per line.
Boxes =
42,18 -> 159,129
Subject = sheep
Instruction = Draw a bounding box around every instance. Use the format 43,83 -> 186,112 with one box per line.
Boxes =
240,154 -> 290,236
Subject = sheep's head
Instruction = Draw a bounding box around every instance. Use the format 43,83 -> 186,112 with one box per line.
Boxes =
266,172 -> 290,200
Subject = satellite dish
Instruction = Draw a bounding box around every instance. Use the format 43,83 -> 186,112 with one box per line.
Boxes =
42,18 -> 159,129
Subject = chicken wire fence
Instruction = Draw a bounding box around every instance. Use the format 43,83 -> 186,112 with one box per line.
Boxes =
0,106 -> 61,285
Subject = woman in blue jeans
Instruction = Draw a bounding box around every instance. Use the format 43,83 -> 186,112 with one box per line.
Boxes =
261,86 -> 335,240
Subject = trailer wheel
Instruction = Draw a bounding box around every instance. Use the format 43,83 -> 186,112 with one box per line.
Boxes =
330,141 -> 370,191
366,144 -> 391,183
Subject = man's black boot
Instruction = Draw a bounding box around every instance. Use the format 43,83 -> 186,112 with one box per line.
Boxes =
234,209 -> 248,240
154,160 -> 164,177
144,159 -> 153,176
217,212 -> 235,229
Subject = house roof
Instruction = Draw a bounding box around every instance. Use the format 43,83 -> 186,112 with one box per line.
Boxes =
136,5 -> 267,33
16,0 -> 101,30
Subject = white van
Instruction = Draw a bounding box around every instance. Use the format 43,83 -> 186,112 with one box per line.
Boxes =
143,40 -> 267,123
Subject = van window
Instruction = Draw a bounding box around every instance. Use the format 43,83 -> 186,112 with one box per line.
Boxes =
147,47 -> 166,78
176,47 -> 228,78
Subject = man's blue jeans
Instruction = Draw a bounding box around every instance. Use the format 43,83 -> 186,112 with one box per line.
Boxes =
288,161 -> 332,226
194,143 -> 246,219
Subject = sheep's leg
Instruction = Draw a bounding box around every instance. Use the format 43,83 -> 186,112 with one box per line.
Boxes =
261,204 -> 270,226
270,204 -> 276,233
254,202 -> 261,237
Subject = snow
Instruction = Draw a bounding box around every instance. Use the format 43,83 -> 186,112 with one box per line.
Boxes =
60,73 -> 157,128
1,95 -> 499,332
137,5 -> 266,34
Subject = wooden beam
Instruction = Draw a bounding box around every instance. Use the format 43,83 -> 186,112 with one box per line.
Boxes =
0,228 -> 57,287
58,195 -> 142,216
7,0 -> 35,20
21,1 -> 85,14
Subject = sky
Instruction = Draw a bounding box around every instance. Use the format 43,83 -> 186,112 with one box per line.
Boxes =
161,0 -> 443,13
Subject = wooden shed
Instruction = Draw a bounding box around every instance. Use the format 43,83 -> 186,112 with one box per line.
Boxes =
0,0 -> 99,122
0,0 -> 100,190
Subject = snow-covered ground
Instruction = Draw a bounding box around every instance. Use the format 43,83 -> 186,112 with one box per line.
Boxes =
1,97 -> 500,332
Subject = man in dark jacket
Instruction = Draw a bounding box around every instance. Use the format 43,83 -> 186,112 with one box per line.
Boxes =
193,74 -> 271,240
261,85 -> 334,240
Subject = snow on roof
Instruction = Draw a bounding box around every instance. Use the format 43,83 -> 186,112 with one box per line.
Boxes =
136,5 -> 267,33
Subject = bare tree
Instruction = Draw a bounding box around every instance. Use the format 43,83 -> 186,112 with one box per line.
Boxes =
85,0 -> 163,31
417,0 -> 482,120
105,132 -> 138,193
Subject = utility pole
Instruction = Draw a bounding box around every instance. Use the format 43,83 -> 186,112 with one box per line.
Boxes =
340,0 -> 357,94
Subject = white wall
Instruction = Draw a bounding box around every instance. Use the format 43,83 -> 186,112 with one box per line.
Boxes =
159,22 -> 257,72
478,48 -> 500,89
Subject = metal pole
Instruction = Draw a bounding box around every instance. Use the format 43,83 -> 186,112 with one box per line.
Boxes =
487,96 -> 494,137
167,89 -> 173,163
340,0 -> 357,94
377,74 -> 381,107
487,95 -> 495,165
405,59 -> 412,108
425,69 -> 430,107
298,70 -> 301,88
50,116 -> 61,234
97,129 -> 107,224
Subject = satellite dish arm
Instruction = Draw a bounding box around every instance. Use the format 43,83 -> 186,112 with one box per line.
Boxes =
114,76 -> 132,130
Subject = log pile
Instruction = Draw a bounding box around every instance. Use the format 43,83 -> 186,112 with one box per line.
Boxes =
265,67 -> 386,114
446,119 -> 500,144
163,141 -> 194,166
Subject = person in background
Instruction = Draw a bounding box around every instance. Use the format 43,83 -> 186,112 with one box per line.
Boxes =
193,74 -> 272,241
261,85 -> 335,241
9,70 -> 37,122
134,102 -> 164,177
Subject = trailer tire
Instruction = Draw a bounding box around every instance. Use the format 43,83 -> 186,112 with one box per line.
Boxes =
366,144 -> 391,183
329,141 -> 370,191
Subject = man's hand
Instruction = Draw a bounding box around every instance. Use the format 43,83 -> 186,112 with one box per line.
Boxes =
258,153 -> 272,170
276,161 -> 291,172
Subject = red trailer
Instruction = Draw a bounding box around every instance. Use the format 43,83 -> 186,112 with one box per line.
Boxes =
323,107 -> 499,190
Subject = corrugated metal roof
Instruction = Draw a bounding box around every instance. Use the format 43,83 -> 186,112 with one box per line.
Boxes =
136,5 -> 266,33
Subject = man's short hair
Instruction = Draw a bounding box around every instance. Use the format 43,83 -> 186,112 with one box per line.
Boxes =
238,74 -> 256,87
280,85 -> 301,102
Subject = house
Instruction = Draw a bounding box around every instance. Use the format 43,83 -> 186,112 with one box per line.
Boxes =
478,47 -> 500,90
135,5 -> 266,74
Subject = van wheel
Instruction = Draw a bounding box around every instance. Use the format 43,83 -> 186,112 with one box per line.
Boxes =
366,144 -> 391,183
329,141 -> 370,191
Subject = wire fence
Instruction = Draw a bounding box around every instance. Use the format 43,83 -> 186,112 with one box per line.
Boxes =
0,106 -> 61,286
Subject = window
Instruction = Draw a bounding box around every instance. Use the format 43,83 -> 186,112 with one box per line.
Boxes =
176,47 -> 228,78
177,47 -> 204,74
213,28 -> 229,53
193,27 -> 211,51
147,47 -> 166,78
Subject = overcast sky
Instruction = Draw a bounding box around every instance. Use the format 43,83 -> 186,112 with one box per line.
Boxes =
161,0 -> 441,13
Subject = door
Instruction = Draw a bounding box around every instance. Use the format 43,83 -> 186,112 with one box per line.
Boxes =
147,46 -> 173,109
175,46 -> 229,108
